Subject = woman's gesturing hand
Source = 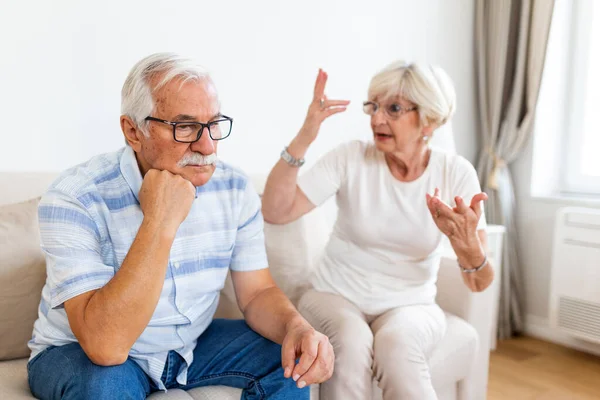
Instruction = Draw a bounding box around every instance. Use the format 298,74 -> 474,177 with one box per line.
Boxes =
426,188 -> 488,251
296,69 -> 350,145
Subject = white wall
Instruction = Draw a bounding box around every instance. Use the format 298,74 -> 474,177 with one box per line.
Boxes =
0,0 -> 478,175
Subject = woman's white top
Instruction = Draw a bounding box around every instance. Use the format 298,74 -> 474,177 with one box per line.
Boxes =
297,140 -> 486,315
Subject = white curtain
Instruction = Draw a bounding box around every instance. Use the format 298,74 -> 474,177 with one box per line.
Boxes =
475,0 -> 555,339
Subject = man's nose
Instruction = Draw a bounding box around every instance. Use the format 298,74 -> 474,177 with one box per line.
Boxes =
191,126 -> 215,154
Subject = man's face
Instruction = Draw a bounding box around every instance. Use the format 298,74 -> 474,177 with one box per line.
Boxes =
124,76 -> 221,187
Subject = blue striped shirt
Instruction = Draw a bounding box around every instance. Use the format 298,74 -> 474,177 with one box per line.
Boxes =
29,146 -> 268,390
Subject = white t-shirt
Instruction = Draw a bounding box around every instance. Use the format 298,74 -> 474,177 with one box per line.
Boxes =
298,140 -> 486,315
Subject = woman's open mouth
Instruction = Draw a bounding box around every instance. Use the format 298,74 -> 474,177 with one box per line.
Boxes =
375,133 -> 393,141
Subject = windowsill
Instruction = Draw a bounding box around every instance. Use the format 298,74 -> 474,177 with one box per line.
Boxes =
530,192 -> 600,207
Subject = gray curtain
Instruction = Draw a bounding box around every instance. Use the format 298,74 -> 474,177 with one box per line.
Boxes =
475,0 -> 555,339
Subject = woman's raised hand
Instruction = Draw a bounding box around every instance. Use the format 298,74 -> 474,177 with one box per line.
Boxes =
296,69 -> 350,145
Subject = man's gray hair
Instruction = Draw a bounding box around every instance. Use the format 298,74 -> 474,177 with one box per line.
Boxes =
121,52 -> 213,135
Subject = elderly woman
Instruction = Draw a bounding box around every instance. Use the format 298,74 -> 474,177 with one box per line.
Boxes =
261,61 -> 494,400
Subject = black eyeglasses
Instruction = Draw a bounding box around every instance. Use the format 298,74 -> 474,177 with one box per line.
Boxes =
145,115 -> 233,143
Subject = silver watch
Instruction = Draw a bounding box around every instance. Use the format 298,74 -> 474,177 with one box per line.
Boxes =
280,146 -> 305,167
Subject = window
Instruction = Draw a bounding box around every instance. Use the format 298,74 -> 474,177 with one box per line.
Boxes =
562,0 -> 600,194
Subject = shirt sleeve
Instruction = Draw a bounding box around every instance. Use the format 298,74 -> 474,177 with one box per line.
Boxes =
450,156 -> 487,231
38,189 -> 115,309
297,141 -> 357,207
230,177 -> 269,272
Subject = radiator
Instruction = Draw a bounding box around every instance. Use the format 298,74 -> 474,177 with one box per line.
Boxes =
549,207 -> 600,343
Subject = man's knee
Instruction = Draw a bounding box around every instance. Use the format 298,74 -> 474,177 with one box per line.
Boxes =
29,343 -> 148,400
81,362 -> 148,399
248,338 -> 310,399
257,337 -> 284,370
266,371 -> 310,398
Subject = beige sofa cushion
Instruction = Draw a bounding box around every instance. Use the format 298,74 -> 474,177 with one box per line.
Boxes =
0,198 -> 46,361
0,359 -> 35,399
262,204 -> 334,305
217,207 -> 332,314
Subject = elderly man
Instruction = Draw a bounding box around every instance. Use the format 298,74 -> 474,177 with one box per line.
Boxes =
27,53 -> 333,400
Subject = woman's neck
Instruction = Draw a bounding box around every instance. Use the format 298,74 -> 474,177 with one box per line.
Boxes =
384,145 -> 431,182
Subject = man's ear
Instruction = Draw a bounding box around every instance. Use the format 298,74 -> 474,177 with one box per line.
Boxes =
121,115 -> 143,151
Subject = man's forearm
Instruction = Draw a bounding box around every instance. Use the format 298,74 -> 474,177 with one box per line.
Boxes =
242,286 -> 309,344
77,218 -> 174,358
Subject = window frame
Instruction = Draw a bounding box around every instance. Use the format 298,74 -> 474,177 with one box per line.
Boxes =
561,0 -> 600,195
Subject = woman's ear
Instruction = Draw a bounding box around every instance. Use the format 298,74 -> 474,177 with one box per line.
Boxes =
422,120 -> 438,137
121,115 -> 143,152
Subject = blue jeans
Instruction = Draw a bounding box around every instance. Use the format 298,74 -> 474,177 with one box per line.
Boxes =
28,319 -> 308,400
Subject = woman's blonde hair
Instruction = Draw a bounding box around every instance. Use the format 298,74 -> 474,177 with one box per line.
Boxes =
367,61 -> 456,127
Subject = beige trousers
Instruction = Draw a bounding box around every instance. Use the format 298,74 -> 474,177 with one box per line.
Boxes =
298,290 -> 446,400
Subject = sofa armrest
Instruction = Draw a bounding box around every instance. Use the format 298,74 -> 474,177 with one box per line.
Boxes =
436,255 -> 498,347
437,224 -> 505,350
436,253 -> 501,400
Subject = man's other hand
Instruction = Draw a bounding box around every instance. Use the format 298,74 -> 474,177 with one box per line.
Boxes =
281,320 -> 334,389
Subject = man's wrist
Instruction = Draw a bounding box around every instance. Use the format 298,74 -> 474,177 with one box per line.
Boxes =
141,217 -> 178,241
284,314 -> 311,334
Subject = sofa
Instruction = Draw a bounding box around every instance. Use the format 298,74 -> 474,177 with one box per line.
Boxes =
0,171 -> 503,400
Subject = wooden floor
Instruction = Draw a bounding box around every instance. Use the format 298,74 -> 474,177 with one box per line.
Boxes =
487,336 -> 600,399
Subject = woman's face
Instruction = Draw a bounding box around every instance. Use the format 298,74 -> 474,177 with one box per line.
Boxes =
368,96 -> 432,155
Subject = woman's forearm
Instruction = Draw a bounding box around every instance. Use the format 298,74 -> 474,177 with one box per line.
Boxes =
451,231 -> 494,292
262,69 -> 348,224
261,136 -> 310,223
